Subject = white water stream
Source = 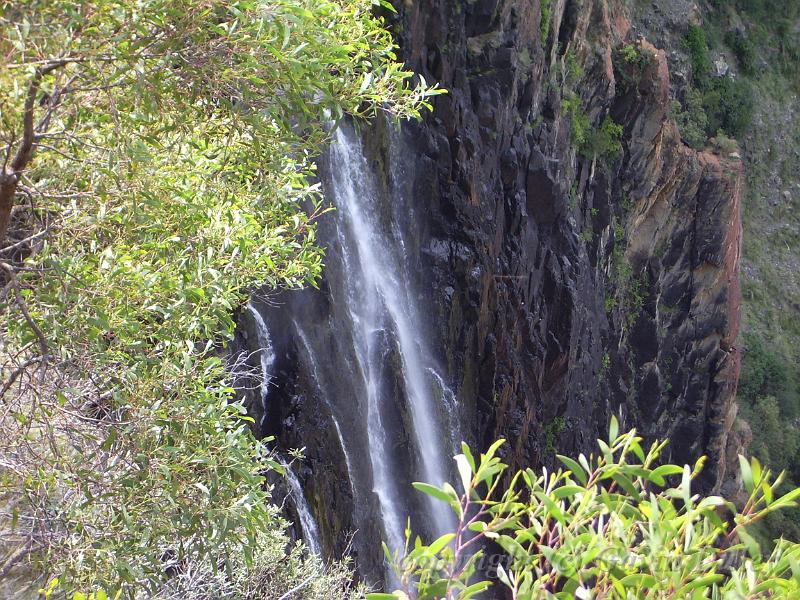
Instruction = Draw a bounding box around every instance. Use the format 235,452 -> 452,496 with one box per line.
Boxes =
327,126 -> 456,552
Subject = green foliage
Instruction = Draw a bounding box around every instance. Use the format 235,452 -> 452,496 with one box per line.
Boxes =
564,50 -> 585,82
561,97 -> 623,160
375,420 -> 800,599
675,21 -> 754,144
702,76 -> 755,138
711,131 -> 740,155
725,29 -> 757,74
737,336 -> 800,540
540,0 -> 552,44
740,336 -> 799,424
582,117 -> 624,160
544,416 -> 567,454
561,94 -> 591,149
672,88 -> 709,150
684,25 -> 711,87
612,43 -> 655,92
709,0 -> 800,84
684,25 -> 713,88
0,0 -> 440,596
151,529 -> 364,599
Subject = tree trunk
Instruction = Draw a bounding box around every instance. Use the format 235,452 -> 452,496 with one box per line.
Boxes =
0,62 -> 65,247
0,172 -> 18,247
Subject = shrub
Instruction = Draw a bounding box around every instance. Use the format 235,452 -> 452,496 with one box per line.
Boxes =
712,130 -> 740,155
373,419 -> 800,599
582,117 -> 624,160
540,0 -> 552,43
672,87 -> 709,149
561,94 -> 591,149
684,25 -> 712,87
561,97 -> 623,161
702,76 -> 754,138
151,530 -> 364,600
725,29 -> 757,74
612,43 -> 655,92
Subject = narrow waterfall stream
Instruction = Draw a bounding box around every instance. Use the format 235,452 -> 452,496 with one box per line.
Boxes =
246,303 -> 275,432
326,125 -> 456,550
281,460 -> 323,557
238,122 -> 459,583
246,302 -> 324,556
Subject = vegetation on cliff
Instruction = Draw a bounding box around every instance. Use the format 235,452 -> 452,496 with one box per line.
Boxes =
0,0 -> 439,596
694,0 -> 800,545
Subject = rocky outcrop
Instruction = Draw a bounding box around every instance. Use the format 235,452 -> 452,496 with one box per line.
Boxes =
233,0 -> 743,585
386,0 -> 742,488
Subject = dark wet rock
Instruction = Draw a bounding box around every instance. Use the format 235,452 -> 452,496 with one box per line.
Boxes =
233,0 -> 743,588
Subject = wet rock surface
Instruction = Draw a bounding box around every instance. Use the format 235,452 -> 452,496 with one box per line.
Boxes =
233,0 -> 743,586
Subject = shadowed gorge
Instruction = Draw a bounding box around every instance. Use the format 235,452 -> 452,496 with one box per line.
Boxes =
233,0 -> 744,586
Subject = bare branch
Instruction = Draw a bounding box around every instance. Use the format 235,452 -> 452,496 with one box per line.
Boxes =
0,225 -> 52,255
11,61 -> 68,172
0,355 -> 46,402
0,537 -> 37,579
0,262 -> 50,370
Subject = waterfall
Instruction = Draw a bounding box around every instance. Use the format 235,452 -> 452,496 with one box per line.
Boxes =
239,122 -> 460,584
326,125 -> 456,552
281,460 -> 323,557
246,303 -> 275,430
246,303 -> 323,555
292,321 -> 356,495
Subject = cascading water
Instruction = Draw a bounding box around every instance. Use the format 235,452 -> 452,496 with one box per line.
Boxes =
238,122 -> 460,584
245,303 -> 323,555
246,303 -> 275,431
325,125 -> 456,549
292,321 -> 356,495
281,460 -> 323,557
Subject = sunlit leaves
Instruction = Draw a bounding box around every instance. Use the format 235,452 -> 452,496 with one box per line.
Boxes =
377,426 -> 800,599
1,0 -> 438,595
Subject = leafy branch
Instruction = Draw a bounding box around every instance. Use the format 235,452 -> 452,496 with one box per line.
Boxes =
376,417 -> 800,599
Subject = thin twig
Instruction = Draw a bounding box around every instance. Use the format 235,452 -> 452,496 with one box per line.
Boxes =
277,575 -> 316,600
0,355 -> 45,402
0,262 -> 49,373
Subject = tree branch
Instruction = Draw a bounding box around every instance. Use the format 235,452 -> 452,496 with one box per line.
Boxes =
0,355 -> 45,402
1,60 -> 68,245
0,538 -> 36,580
11,61 -> 67,172
0,262 -> 49,372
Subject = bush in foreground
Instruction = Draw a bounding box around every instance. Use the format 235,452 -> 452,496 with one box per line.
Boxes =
374,418 -> 800,599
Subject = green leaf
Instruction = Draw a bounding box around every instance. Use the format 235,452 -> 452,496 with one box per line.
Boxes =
458,581 -> 492,599
736,527 -> 762,560
611,472 -> 641,502
460,442 -> 476,472
676,573 -> 724,594
557,455 -> 588,486
619,573 -> 657,588
455,453 -> 473,493
609,414 -> 619,442
413,482 -> 454,505
427,533 -> 455,555
553,485 -> 585,500
535,491 -> 567,526
739,454 -> 755,494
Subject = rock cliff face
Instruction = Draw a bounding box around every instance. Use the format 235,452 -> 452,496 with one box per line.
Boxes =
390,0 -> 742,487
233,0 -> 743,586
